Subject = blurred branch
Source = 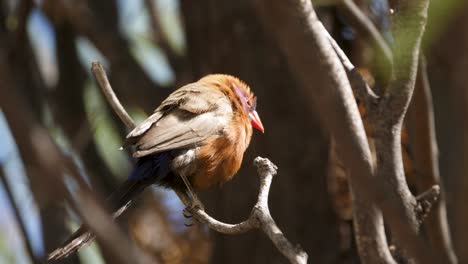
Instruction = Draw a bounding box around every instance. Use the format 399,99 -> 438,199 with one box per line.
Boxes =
382,1 -> 429,119
406,56 -> 457,263
337,0 -> 393,86
48,17 -> 119,199
0,166 -> 41,264
13,0 -> 33,45
144,0 -> 187,76
40,0 -> 171,112
0,32 -> 154,263
93,61 -> 307,264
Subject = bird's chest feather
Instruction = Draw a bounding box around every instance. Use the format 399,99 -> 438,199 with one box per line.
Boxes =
171,119 -> 251,190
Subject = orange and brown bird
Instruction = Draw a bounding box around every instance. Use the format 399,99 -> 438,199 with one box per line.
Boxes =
48,74 -> 264,260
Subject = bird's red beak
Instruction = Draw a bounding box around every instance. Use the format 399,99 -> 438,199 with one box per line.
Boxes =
249,110 -> 264,133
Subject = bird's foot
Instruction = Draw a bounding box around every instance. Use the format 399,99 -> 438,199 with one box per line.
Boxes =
182,197 -> 204,217
182,195 -> 204,227
182,209 -> 194,227
182,208 -> 193,219
188,194 -> 204,211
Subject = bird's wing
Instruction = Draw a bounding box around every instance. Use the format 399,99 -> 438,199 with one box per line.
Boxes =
125,83 -> 233,157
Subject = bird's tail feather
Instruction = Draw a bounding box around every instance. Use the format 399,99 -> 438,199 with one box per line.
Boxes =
47,179 -> 151,260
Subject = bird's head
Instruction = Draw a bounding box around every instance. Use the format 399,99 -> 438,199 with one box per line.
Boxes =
200,74 -> 264,133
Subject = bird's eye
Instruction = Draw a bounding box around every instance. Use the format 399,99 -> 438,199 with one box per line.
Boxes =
245,98 -> 252,108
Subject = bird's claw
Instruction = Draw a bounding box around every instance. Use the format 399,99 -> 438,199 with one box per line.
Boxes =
182,208 -> 193,218
190,201 -> 204,211
188,195 -> 205,211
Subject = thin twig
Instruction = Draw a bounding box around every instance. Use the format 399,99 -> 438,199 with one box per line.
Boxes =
415,185 -> 440,224
91,62 -> 136,130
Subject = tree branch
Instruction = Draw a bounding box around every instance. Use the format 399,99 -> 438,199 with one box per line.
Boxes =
382,1 -> 430,121
91,62 -> 136,130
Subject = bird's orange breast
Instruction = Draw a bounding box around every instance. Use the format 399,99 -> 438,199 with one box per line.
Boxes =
191,117 -> 252,190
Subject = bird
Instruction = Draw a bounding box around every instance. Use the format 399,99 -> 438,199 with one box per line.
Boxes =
47,74 -> 264,260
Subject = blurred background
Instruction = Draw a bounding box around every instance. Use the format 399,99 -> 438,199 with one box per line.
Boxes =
0,0 -> 467,263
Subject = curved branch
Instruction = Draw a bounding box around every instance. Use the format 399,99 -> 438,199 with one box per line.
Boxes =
91,62 -> 136,130
190,158 -> 307,264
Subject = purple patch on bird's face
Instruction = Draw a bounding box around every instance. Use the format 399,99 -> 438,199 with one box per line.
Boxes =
231,82 -> 257,113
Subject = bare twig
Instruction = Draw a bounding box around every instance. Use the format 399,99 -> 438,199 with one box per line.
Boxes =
93,61 -> 307,263
415,185 -> 440,224
91,62 -> 136,130
0,167 -> 41,264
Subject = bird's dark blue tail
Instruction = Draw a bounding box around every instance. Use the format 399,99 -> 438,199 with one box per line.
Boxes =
47,153 -> 172,260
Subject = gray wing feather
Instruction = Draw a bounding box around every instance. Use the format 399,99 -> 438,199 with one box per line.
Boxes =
132,109 -> 226,157
126,112 -> 163,139
125,82 -> 232,157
